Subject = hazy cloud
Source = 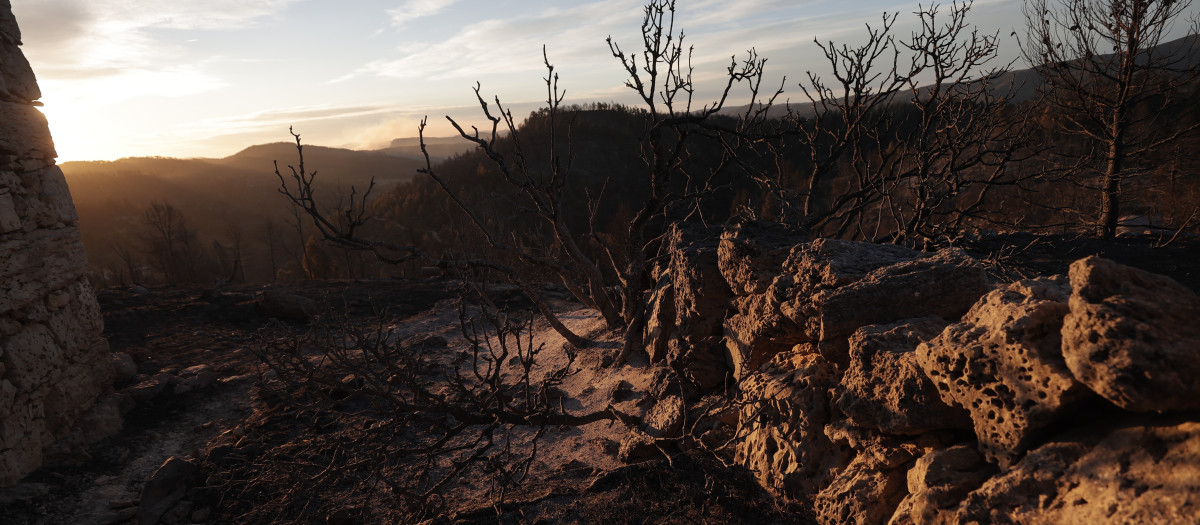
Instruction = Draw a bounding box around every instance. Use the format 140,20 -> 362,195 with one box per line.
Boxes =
387,0 -> 461,29
13,0 -> 301,102
358,0 -> 642,81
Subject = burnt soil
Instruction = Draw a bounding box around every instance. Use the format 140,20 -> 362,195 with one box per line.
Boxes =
3,278 -> 808,525
3,232 -> 1197,524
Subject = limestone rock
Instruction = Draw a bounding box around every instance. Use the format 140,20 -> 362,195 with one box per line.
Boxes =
956,419 -> 1200,524
1061,256 -> 1200,412
0,190 -> 18,233
814,444 -> 912,525
783,239 -> 920,302
138,456 -> 199,525
0,1 -> 20,44
717,220 -> 806,296
0,227 -> 88,313
800,248 -> 988,353
889,444 -> 996,525
917,276 -> 1090,467
20,166 -> 79,228
617,429 -> 659,463
644,395 -> 684,438
257,290 -> 318,321
723,291 -> 808,380
0,102 -> 54,159
667,222 -> 731,338
643,275 -> 674,363
0,39 -> 38,102
735,350 -> 842,498
835,318 -> 971,435
0,5 -> 109,488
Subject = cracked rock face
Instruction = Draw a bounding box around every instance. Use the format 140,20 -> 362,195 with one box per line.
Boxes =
667,222 -> 731,340
798,248 -> 989,352
916,277 -> 1090,468
1061,256 -> 1200,412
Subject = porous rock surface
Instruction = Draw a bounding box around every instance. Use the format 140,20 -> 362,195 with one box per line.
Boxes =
644,222 -> 735,389
723,239 -> 988,373
734,348 -> 842,498
917,276 -> 1090,467
717,220 -> 806,296
834,318 -> 971,435
888,444 -> 995,525
954,419 -> 1200,524
0,2 -> 115,487
667,222 -> 731,339
795,246 -> 988,354
1061,256 -> 1200,412
691,230 -> 1200,524
813,442 -> 912,525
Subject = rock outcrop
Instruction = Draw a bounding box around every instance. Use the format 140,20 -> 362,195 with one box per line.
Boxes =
0,3 -> 116,487
1061,256 -> 1200,412
889,444 -> 995,525
642,222 -> 735,391
697,227 -> 1200,524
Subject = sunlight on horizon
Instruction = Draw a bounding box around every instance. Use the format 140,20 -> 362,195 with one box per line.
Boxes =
11,0 -> 1038,162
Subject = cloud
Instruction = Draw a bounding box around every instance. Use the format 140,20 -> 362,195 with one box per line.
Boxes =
356,0 -> 644,81
387,0 -> 461,29
193,104 -> 404,136
13,0 -> 302,101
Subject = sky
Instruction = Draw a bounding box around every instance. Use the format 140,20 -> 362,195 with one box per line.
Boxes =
10,0 -> 1034,162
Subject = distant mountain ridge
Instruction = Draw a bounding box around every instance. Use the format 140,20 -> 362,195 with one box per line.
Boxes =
722,34 -> 1200,120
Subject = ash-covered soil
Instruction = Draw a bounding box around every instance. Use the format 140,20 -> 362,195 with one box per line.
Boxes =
3,278 -> 806,524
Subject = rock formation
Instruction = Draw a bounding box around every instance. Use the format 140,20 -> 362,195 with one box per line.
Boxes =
647,220 -> 1200,525
0,2 -> 117,487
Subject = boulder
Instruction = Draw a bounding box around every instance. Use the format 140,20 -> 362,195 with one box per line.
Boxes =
137,456 -> 199,525
618,429 -> 660,463
814,443 -> 912,525
0,102 -> 54,159
835,318 -> 972,435
889,444 -> 996,525
0,1 -> 21,45
798,248 -> 989,360
783,239 -> 921,303
1061,256 -> 1200,412
717,220 -> 806,296
917,276 -> 1090,467
955,419 -> 1200,524
735,349 -> 842,498
643,395 -> 685,438
667,222 -> 731,339
257,290 -> 318,321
